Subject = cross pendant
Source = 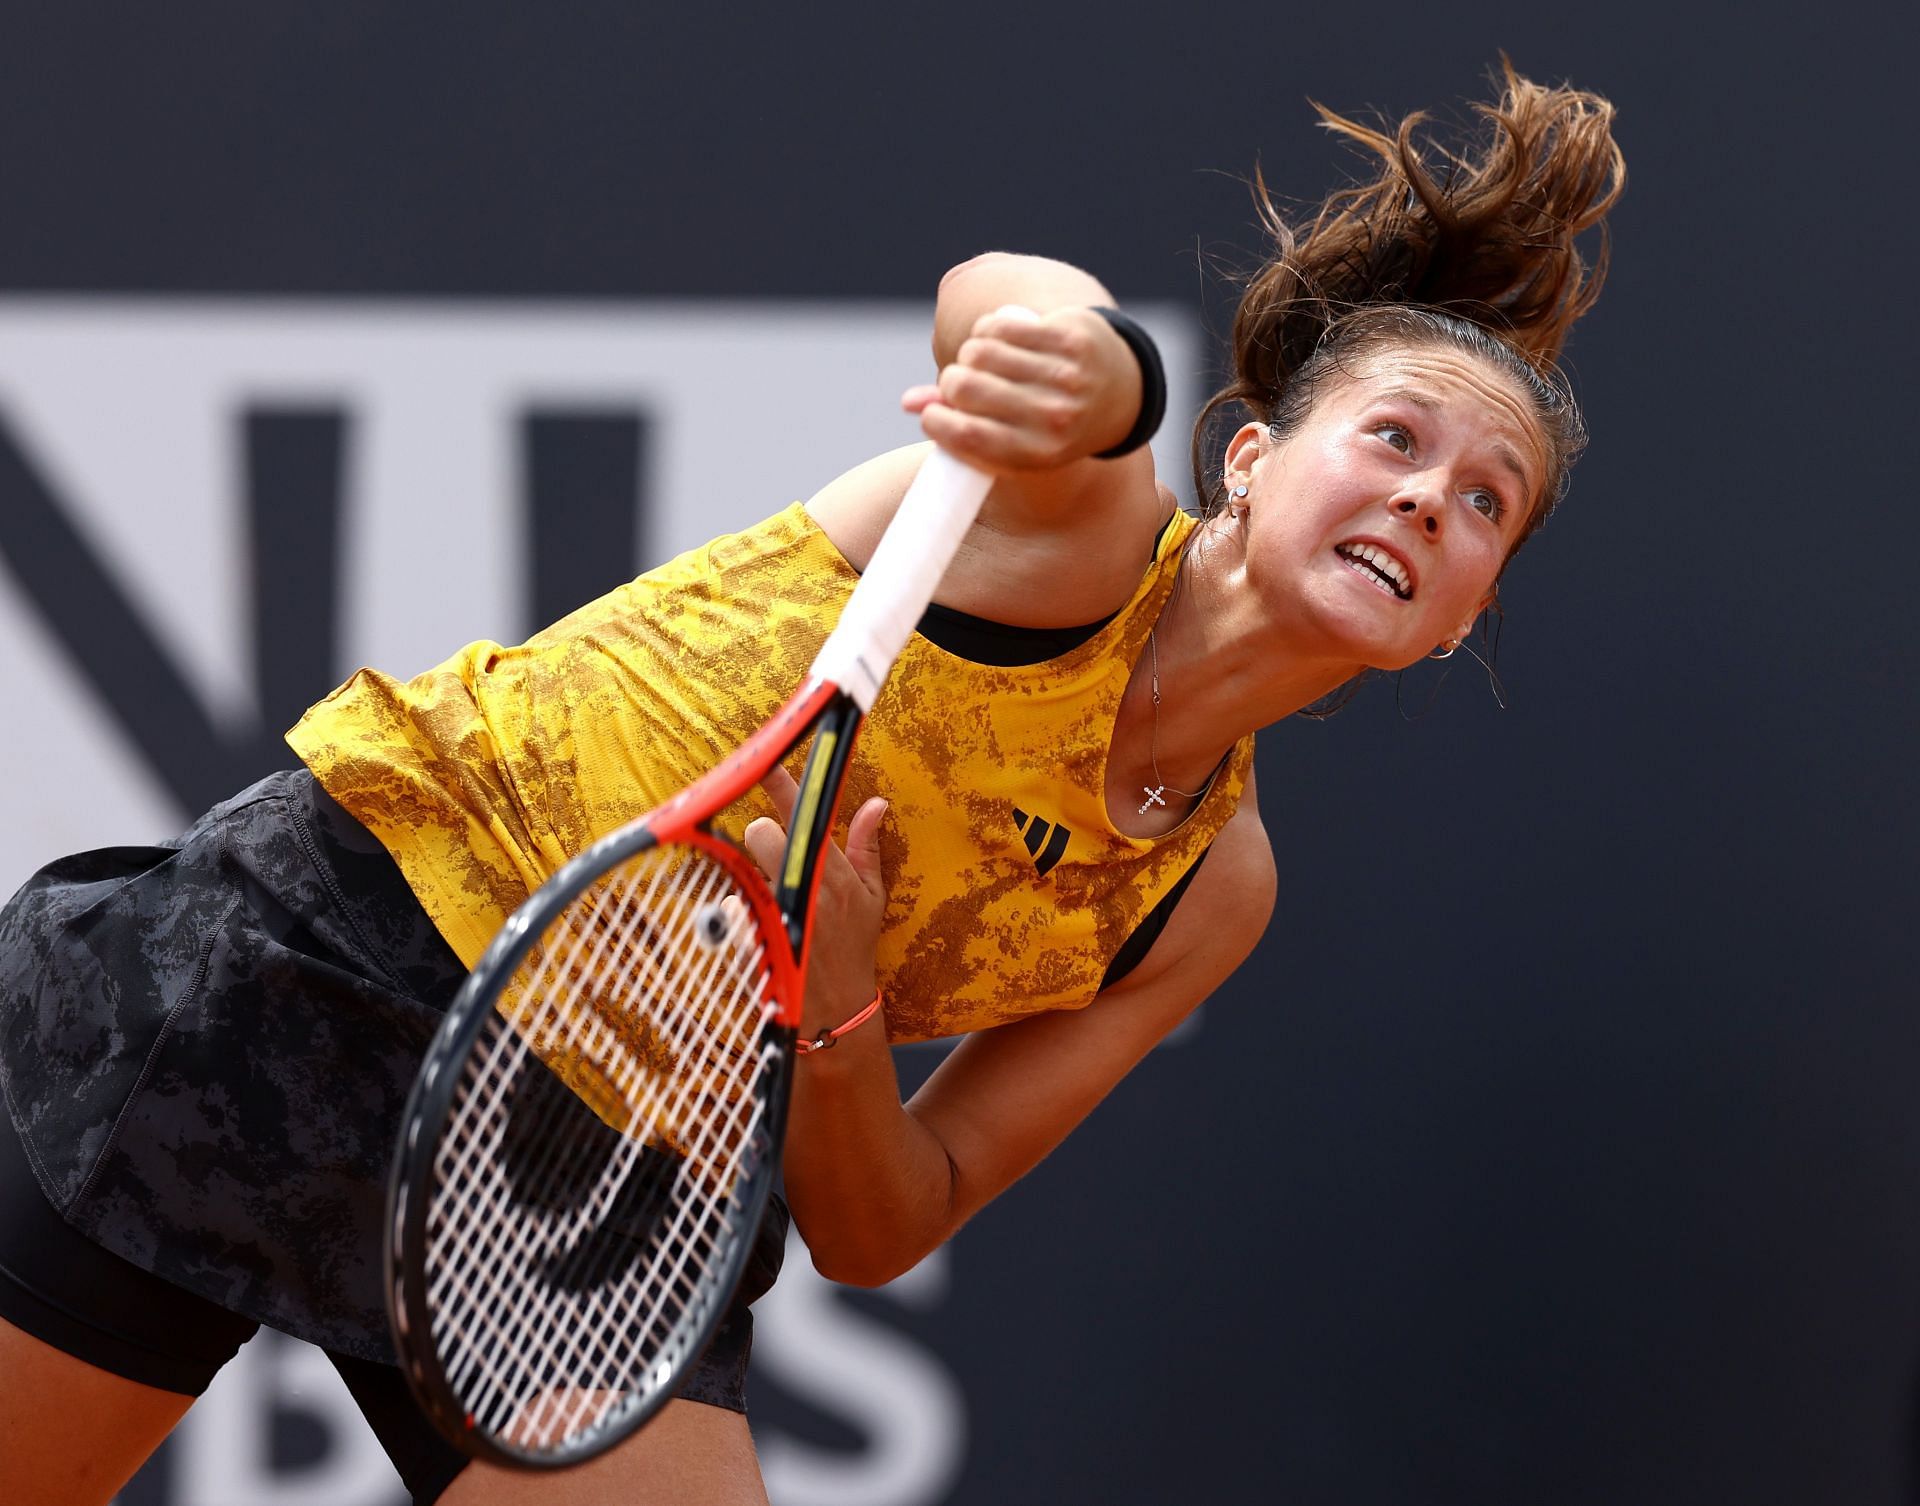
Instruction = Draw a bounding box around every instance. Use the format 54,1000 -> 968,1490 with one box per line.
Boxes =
1138,785 -> 1168,815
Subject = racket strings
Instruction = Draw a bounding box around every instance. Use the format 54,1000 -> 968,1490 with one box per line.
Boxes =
442,855 -> 759,1379
420,841 -> 783,1451
510,864 -> 745,1139
437,1008 -> 761,1420
438,898 -> 767,1438
463,845 -> 754,1221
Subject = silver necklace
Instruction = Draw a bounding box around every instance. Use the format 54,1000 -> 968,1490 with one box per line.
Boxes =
1138,627 -> 1208,815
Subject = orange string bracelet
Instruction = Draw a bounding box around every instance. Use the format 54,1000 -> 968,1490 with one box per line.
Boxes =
795,988 -> 883,1055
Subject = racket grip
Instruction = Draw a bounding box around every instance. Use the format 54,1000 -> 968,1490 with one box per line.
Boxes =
811,444 -> 996,708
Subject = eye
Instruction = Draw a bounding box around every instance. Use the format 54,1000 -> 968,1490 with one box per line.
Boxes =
1374,422 -> 1413,454
1468,489 -> 1505,523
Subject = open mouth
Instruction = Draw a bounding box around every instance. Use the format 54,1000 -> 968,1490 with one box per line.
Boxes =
1335,542 -> 1412,600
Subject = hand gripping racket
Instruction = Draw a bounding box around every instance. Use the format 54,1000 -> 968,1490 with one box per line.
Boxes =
385,444 -> 996,1468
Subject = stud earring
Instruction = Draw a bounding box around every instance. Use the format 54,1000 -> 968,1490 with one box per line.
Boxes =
1226,484 -> 1249,519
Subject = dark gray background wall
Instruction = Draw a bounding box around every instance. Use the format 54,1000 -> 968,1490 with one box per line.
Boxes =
2,4 -> 1916,1502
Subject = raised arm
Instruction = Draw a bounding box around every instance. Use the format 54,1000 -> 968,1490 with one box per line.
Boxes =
807,252 -> 1175,627
918,254 -> 1143,477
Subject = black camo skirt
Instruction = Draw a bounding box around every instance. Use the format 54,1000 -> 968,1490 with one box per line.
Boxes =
0,769 -> 784,1396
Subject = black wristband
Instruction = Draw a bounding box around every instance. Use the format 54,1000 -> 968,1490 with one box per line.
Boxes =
1090,306 -> 1167,460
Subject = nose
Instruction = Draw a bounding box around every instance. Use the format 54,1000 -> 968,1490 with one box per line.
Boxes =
1393,487 -> 1444,538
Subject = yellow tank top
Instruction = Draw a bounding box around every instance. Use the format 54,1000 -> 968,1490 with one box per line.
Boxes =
288,502 -> 1254,1042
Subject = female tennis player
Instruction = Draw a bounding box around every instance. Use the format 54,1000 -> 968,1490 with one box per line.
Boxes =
0,64 -> 1620,1505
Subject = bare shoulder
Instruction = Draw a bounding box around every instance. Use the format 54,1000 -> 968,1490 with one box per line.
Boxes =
802,443 -> 928,571
804,443 -> 1174,627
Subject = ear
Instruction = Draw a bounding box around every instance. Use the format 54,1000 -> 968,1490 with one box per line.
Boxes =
1222,421 -> 1269,488
1451,591 -> 1495,645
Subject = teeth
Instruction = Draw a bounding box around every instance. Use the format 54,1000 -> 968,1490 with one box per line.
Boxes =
1336,543 -> 1412,599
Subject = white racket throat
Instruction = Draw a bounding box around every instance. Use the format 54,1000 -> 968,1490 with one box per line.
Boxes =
811,441 -> 996,708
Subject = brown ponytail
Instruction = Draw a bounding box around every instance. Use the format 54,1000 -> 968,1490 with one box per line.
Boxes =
1193,61 -> 1625,536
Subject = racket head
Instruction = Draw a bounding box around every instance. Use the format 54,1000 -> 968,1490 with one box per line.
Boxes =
387,820 -> 799,1468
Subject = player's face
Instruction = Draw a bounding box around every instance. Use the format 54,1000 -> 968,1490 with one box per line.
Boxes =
1242,344 -> 1546,671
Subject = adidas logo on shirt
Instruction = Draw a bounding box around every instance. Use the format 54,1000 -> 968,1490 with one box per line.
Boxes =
1011,808 -> 1072,878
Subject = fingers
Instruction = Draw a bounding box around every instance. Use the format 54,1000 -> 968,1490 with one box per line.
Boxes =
971,302 -> 1059,348
901,324 -> 1076,416
759,763 -> 798,823
748,770 -> 887,889
915,404 -> 1067,472
901,305 -> 1132,472
744,767 -> 799,883
914,372 -> 1072,469
741,815 -> 785,883
938,355 -> 1076,420
843,797 -> 888,895
742,785 -> 888,1028
960,323 -> 1084,382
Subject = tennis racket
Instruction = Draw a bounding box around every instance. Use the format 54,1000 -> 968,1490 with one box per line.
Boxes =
385,442 -> 996,1468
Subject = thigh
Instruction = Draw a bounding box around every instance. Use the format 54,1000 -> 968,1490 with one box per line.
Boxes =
335,1273 -> 776,1505
0,1312 -> 195,1506
0,1092 -> 255,1503
437,1399 -> 770,1506
382,1194 -> 786,1502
